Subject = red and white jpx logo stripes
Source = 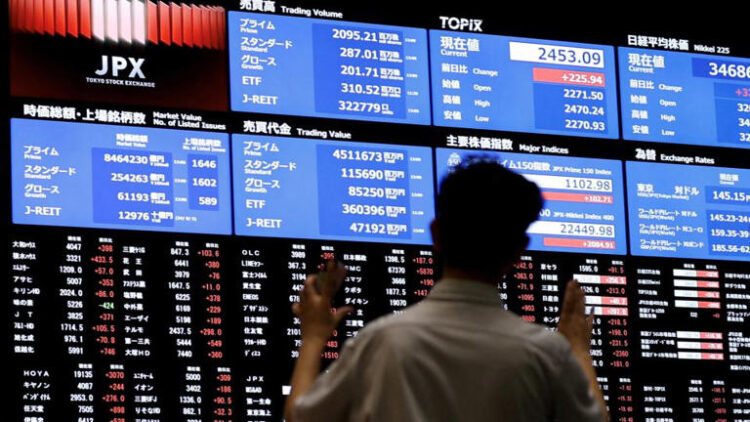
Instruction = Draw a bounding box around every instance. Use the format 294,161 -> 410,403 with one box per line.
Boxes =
9,0 -> 226,49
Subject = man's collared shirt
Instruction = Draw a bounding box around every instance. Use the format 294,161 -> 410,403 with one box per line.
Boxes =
294,278 -> 603,421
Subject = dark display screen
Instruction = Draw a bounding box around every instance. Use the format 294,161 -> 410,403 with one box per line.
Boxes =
5,2 -> 750,421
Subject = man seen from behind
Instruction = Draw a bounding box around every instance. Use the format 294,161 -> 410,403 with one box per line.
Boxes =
284,159 -> 610,422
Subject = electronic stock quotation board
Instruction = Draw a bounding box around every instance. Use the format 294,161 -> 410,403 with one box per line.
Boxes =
5,2 -> 750,421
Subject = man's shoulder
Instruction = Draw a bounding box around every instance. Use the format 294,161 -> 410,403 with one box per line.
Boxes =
350,302 -> 572,358
512,319 -> 574,363
341,304 -> 431,352
349,308 -> 412,341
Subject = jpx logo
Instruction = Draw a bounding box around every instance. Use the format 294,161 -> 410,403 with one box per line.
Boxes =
439,16 -> 483,32
94,55 -> 146,78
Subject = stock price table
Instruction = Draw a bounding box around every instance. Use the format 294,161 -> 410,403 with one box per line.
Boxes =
228,12 -> 431,124
436,149 -> 628,254
620,47 -> 750,149
626,161 -> 750,261
430,32 -> 619,138
232,135 -> 435,244
11,119 -> 232,234
9,229 -> 436,420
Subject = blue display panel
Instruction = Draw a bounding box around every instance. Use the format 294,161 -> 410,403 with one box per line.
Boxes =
435,149 -> 627,254
233,135 -> 434,244
620,47 -> 750,149
430,31 -> 619,138
11,119 -> 232,234
228,12 -> 431,125
627,161 -> 750,261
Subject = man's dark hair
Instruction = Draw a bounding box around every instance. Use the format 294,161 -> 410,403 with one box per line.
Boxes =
436,157 -> 544,277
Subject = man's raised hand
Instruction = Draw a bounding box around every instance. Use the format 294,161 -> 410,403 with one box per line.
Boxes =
558,280 -> 594,357
291,260 -> 353,345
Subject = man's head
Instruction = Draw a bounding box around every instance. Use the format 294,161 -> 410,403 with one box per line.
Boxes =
432,157 -> 544,280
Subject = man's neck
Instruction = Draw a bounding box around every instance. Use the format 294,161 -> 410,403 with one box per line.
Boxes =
441,267 -> 498,285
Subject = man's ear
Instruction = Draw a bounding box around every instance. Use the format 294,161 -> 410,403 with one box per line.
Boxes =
430,219 -> 442,253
